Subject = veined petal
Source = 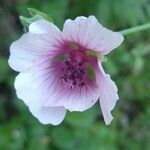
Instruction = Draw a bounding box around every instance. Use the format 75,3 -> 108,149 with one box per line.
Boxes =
62,16 -> 123,55
98,28 -> 124,55
98,65 -> 119,125
30,106 -> 66,125
43,65 -> 101,112
15,60 -> 100,112
47,82 -> 100,112
8,31 -> 61,72
15,73 -> 66,125
14,60 -> 60,107
29,19 -> 60,34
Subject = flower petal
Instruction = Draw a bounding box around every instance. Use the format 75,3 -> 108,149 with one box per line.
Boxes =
50,83 -> 100,112
30,106 -> 66,125
9,19 -> 62,72
15,60 -> 100,112
98,27 -> 124,55
8,31 -> 61,72
14,72 -> 41,107
98,66 -> 119,125
43,68 -> 101,112
29,19 -> 60,34
62,16 -> 123,55
15,73 -> 66,125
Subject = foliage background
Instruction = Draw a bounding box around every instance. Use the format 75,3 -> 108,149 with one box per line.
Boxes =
0,0 -> 150,149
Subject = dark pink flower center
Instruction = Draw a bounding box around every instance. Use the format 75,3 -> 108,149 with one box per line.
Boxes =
61,59 -> 86,87
53,42 -> 98,88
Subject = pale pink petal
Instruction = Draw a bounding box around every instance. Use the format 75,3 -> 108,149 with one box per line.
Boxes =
99,28 -> 124,55
30,106 -> 66,125
9,20 -> 62,72
14,62 -> 64,109
8,31 -> 61,72
36,66 -> 100,112
15,59 -> 100,112
43,67 -> 101,112
45,82 -> 100,112
14,62 -> 61,107
14,72 -> 41,107
29,19 -> 60,34
62,16 -> 123,55
62,86 -> 99,112
15,73 -> 66,125
98,65 -> 119,125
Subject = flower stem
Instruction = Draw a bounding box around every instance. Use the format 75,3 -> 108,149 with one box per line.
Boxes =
120,23 -> 150,36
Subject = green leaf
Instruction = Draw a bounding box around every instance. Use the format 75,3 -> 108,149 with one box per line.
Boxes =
27,8 -> 53,23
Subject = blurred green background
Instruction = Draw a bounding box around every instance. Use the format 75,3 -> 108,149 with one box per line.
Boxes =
0,0 -> 150,149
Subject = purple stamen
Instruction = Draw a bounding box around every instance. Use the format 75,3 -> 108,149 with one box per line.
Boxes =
61,60 -> 86,87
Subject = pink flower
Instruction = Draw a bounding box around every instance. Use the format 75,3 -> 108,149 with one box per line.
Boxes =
8,16 -> 124,125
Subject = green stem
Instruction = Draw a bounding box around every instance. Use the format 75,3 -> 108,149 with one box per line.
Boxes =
120,23 -> 150,35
